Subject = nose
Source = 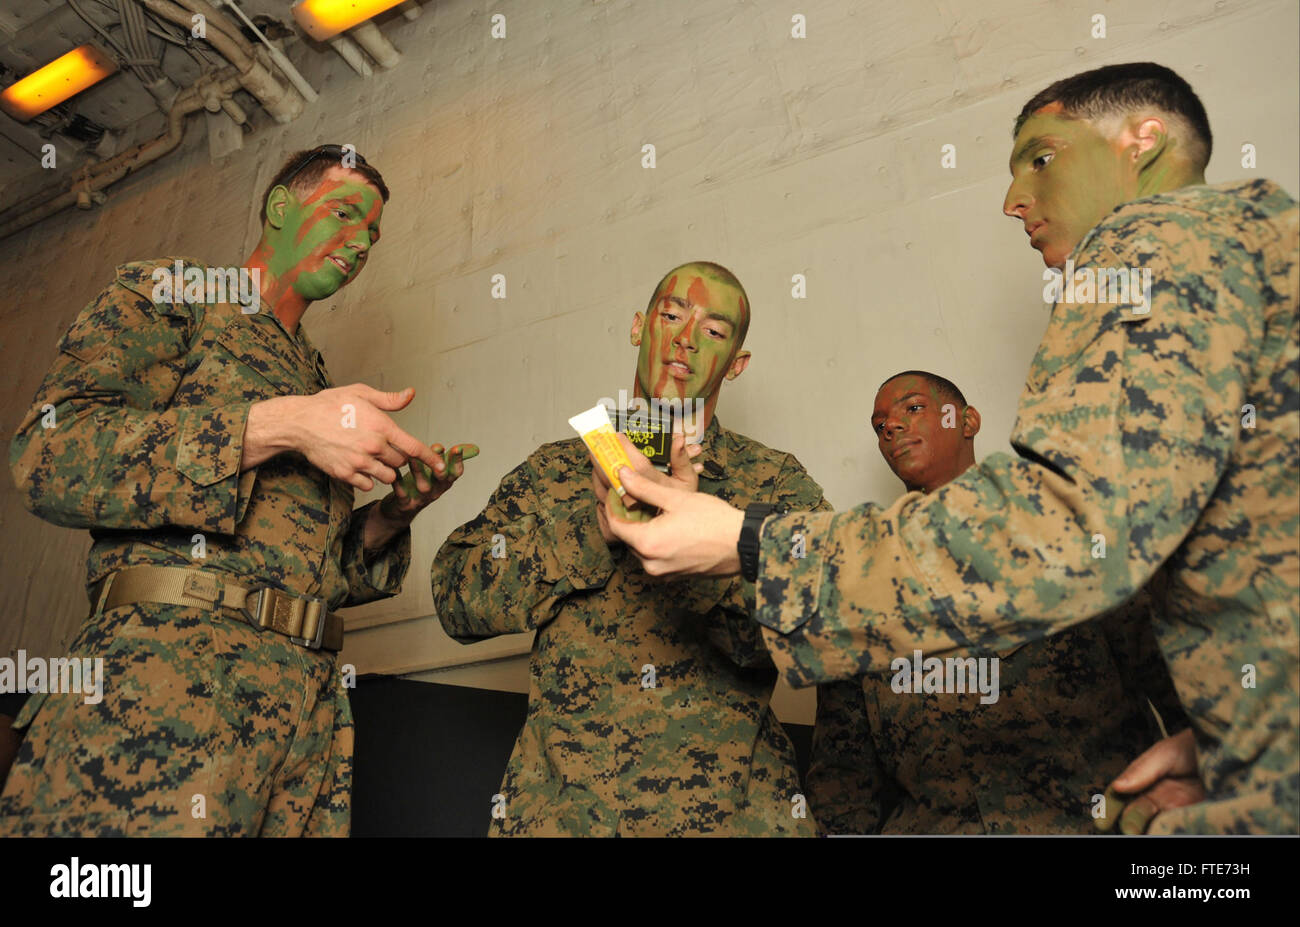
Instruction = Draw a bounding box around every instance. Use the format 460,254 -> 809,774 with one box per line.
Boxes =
347,226 -> 372,254
672,313 -> 700,351
1003,178 -> 1031,219
879,419 -> 902,441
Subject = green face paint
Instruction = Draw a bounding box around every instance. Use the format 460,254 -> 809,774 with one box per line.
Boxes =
634,266 -> 749,404
1002,105 -> 1135,269
1132,133 -> 1190,200
264,167 -> 384,301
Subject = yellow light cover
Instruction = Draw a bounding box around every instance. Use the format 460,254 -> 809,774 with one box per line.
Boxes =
0,44 -> 118,123
292,0 -> 407,41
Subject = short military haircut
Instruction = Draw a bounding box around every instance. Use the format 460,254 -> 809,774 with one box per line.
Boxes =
649,261 -> 751,345
879,370 -> 967,408
1013,62 -> 1212,172
259,146 -> 390,227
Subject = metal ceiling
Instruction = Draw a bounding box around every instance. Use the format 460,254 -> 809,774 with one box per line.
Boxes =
0,0 -> 420,235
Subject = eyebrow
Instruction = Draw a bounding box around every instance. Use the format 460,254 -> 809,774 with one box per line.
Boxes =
658,298 -> 734,326
1010,135 -> 1053,169
327,195 -> 381,231
871,392 -> 927,420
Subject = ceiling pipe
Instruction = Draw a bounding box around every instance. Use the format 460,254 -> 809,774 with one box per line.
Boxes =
217,0 -> 318,103
220,96 -> 247,126
328,34 -> 372,78
0,67 -> 243,240
137,0 -> 302,123
349,21 -> 400,69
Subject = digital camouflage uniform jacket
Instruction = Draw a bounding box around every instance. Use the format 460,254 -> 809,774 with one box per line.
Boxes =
433,418 -> 830,836
3,257 -> 408,835
9,256 -> 410,604
756,180 -> 1299,834
809,580 -> 1188,834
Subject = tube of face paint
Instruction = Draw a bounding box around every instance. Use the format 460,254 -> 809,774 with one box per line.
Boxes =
569,404 -> 636,502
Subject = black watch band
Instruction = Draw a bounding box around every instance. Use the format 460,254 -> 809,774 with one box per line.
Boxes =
737,503 -> 777,583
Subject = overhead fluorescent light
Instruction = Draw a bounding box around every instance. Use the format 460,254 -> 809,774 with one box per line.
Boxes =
292,0 -> 407,41
1,45 -> 118,123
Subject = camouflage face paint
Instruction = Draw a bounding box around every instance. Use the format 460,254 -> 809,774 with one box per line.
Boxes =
871,375 -> 972,493
248,165 -> 384,320
1002,105 -> 1135,269
633,267 -> 748,406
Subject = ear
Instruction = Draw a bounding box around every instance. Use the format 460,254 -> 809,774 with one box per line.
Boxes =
962,405 -> 982,439
630,312 -> 645,347
1126,115 -> 1170,173
264,185 -> 291,231
725,350 -> 752,381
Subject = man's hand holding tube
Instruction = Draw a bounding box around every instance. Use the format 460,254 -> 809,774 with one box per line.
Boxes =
592,432 -> 746,577
591,431 -> 705,543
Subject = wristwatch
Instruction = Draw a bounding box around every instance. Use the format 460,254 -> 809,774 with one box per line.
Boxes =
737,502 -> 777,583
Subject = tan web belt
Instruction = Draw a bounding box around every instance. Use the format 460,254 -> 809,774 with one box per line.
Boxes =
92,565 -> 343,652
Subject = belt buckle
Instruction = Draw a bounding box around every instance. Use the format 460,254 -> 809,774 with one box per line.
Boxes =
240,588 -> 329,650
290,596 -> 329,650
239,587 -> 268,629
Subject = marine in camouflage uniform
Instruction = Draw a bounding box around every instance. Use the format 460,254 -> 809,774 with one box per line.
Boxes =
608,65 -> 1298,834
433,263 -> 830,835
808,372 -> 1188,834
3,149 -> 466,835
755,97 -> 1299,832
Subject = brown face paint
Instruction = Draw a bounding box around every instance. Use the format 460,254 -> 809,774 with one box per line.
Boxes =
278,176 -> 383,298
661,276 -> 678,307
634,267 -> 747,405
654,315 -> 676,397
687,276 -> 711,311
647,274 -> 679,397
246,165 -> 384,328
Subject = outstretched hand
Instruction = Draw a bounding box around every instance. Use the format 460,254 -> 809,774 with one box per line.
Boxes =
381,442 -> 480,522
243,384 -> 446,491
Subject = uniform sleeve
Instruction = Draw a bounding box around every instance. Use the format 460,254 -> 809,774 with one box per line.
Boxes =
9,272 -> 257,535
339,499 -> 413,607
806,679 -> 897,834
752,214 -> 1260,688
431,451 -> 616,643
699,454 -> 833,669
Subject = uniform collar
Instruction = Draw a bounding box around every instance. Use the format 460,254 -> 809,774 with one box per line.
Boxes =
696,415 -> 729,480
258,300 -> 327,373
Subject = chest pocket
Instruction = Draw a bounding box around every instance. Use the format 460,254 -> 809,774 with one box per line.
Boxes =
181,315 -> 326,404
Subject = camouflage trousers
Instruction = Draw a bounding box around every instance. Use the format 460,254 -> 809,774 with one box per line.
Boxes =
0,598 -> 352,836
